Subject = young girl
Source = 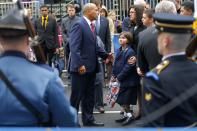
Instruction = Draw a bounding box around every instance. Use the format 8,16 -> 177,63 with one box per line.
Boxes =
112,31 -> 140,126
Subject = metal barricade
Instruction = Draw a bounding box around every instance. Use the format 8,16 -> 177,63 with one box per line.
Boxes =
0,1 -> 40,18
0,0 -> 186,21
77,0 -> 159,20
79,0 -> 185,20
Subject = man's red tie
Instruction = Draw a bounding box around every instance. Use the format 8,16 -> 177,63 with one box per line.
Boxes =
90,22 -> 95,36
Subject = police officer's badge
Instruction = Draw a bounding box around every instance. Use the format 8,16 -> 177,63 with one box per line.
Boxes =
145,93 -> 152,102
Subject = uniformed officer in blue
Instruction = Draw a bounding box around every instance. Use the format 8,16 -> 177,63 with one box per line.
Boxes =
142,13 -> 197,127
0,8 -> 78,127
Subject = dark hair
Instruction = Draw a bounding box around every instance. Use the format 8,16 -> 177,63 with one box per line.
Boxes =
129,5 -> 144,26
73,2 -> 81,13
90,0 -> 102,6
143,9 -> 154,18
40,5 -> 48,10
186,35 -> 197,57
119,31 -> 133,44
0,29 -> 27,44
181,1 -> 194,13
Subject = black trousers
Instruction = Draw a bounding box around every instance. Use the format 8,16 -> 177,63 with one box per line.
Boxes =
42,43 -> 55,66
70,72 -> 96,124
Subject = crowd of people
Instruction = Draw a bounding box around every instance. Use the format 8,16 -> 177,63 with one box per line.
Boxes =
0,0 -> 196,128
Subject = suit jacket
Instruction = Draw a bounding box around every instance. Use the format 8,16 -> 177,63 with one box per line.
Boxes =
142,55 -> 197,127
61,15 -> 80,46
97,16 -> 111,53
34,16 -> 58,49
112,46 -> 140,87
68,17 -> 108,73
137,26 -> 162,73
122,17 -> 146,52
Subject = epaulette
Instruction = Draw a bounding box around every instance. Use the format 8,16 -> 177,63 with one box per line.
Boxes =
152,60 -> 170,74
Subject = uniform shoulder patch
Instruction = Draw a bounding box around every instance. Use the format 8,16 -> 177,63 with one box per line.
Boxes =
153,60 -> 170,74
146,72 -> 159,81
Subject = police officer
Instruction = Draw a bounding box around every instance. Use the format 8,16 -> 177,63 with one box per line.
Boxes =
0,8 -> 78,127
142,13 -> 197,127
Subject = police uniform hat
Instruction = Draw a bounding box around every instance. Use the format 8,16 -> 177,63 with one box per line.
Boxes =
0,8 -> 28,37
153,13 -> 194,33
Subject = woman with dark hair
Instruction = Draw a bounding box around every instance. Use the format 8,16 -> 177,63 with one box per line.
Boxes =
186,36 -> 197,62
122,5 -> 146,52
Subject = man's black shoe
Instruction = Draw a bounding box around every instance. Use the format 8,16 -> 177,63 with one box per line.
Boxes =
122,116 -> 135,126
103,103 -> 107,106
98,107 -> 105,113
115,116 -> 127,123
95,106 -> 105,113
135,115 -> 141,120
83,121 -> 104,127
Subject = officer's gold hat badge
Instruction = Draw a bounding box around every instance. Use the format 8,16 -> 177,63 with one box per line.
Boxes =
145,93 -> 152,102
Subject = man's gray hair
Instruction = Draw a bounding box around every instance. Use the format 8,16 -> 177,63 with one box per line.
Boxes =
168,33 -> 191,51
134,0 -> 146,6
155,0 -> 177,14
164,0 -> 176,6
82,3 -> 95,14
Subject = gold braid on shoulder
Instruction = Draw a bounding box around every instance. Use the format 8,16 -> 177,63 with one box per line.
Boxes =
154,60 -> 170,74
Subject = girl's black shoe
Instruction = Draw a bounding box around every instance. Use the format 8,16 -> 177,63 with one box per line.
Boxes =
122,116 -> 135,126
120,111 -> 124,115
115,116 -> 127,123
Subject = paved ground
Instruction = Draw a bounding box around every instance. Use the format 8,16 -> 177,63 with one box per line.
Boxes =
61,71 -> 142,128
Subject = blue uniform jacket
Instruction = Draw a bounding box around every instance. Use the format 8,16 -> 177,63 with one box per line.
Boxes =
68,17 -> 108,73
142,55 -> 197,127
112,46 -> 140,87
0,51 -> 78,127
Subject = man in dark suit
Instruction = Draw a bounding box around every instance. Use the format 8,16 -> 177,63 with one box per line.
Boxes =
137,26 -> 162,74
90,0 -> 111,53
34,5 -> 58,66
142,13 -> 197,127
90,0 -> 111,113
137,0 -> 176,75
68,3 -> 112,127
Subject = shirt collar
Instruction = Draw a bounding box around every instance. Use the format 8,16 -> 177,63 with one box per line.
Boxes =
69,15 -> 76,19
162,52 -> 186,61
97,14 -> 100,21
83,16 -> 92,26
83,16 -> 96,27
42,15 -> 48,20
